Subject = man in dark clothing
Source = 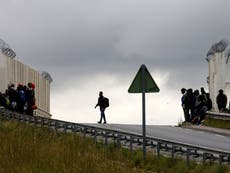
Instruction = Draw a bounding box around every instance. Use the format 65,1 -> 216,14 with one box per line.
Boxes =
26,83 -> 35,115
184,88 -> 195,122
8,84 -> 17,110
216,89 -> 227,112
200,87 -> 207,102
95,91 -> 107,124
205,93 -> 212,111
181,88 -> 189,122
17,84 -> 26,113
0,92 -> 6,107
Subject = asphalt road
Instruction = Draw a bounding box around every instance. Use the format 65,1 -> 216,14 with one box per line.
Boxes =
85,124 -> 230,153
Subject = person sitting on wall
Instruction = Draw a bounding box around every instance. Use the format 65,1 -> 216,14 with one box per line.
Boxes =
191,94 -> 209,125
216,89 -> 227,112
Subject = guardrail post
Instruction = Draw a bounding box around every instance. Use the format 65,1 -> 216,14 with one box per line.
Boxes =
55,121 -> 58,133
48,120 -> 51,129
171,145 -> 175,159
104,132 -> 108,145
6,112 -> 9,119
117,134 -> 121,147
63,124 -> 67,133
28,115 -> 32,123
41,118 -> 44,127
157,142 -> 161,157
186,149 -> 190,166
130,136 -> 133,153
83,128 -> 87,138
202,153 -> 206,164
17,113 -> 20,122
34,116 -> 37,125
24,115 -> 28,122
72,124 -> 76,136
0,112 -> 3,120
219,155 -> 223,165
94,130 -> 97,142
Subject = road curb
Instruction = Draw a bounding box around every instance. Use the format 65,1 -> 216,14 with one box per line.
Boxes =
183,125 -> 230,137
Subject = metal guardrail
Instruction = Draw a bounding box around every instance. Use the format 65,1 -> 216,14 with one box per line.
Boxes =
34,107 -> 52,118
0,107 -> 230,166
206,111 -> 230,120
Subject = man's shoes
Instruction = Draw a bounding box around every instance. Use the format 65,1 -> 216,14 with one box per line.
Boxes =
97,121 -> 101,124
103,122 -> 106,124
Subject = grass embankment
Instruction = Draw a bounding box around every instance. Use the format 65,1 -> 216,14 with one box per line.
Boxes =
204,117 -> 230,130
0,120 -> 229,173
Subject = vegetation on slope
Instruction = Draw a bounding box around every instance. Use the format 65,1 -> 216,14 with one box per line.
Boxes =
203,117 -> 230,130
0,120 -> 229,173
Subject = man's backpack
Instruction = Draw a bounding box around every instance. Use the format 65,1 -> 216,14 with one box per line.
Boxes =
18,90 -> 26,103
103,97 -> 109,108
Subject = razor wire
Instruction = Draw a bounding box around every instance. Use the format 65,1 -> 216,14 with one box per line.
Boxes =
0,39 -> 16,58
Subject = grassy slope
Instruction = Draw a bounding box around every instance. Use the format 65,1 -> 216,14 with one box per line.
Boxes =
204,117 -> 230,130
0,120 -> 229,173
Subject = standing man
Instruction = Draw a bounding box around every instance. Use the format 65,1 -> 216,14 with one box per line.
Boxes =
216,89 -> 227,112
95,91 -> 108,124
181,88 -> 189,122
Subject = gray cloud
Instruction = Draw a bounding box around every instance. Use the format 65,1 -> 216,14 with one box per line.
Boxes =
1,0 -> 230,123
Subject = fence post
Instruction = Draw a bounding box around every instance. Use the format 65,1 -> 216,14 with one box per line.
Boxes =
104,131 -> 108,145
219,155 -> 223,165
186,149 -> 190,167
202,153 -> 206,164
94,130 -> 97,142
55,121 -> 58,133
63,124 -> 67,133
171,145 -> 175,159
157,142 -> 161,157
83,128 -> 87,138
130,136 -> 133,153
73,124 -> 76,136
117,134 -> 121,147
41,118 -> 44,127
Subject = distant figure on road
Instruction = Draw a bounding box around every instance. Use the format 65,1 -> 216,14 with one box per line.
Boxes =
95,91 -> 109,124
216,89 -> 227,112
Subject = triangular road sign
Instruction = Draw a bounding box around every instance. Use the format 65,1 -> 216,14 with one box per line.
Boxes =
128,64 -> 160,93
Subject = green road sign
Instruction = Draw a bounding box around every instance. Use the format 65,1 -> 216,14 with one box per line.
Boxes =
128,64 -> 160,158
128,65 -> 160,93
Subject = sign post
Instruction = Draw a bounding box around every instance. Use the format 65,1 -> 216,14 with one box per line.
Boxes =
128,64 -> 160,157
141,65 -> 146,157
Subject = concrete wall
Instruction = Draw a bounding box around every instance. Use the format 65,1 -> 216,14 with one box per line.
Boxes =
0,52 -> 51,116
207,48 -> 230,111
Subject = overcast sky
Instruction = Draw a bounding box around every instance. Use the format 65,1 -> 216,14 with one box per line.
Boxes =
1,0 -> 230,125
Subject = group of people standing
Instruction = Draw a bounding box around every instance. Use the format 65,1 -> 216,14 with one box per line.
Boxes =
181,87 -> 230,125
0,82 -> 36,115
181,87 -> 212,124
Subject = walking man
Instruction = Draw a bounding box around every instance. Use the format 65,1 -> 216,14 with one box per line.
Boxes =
95,91 -> 108,124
